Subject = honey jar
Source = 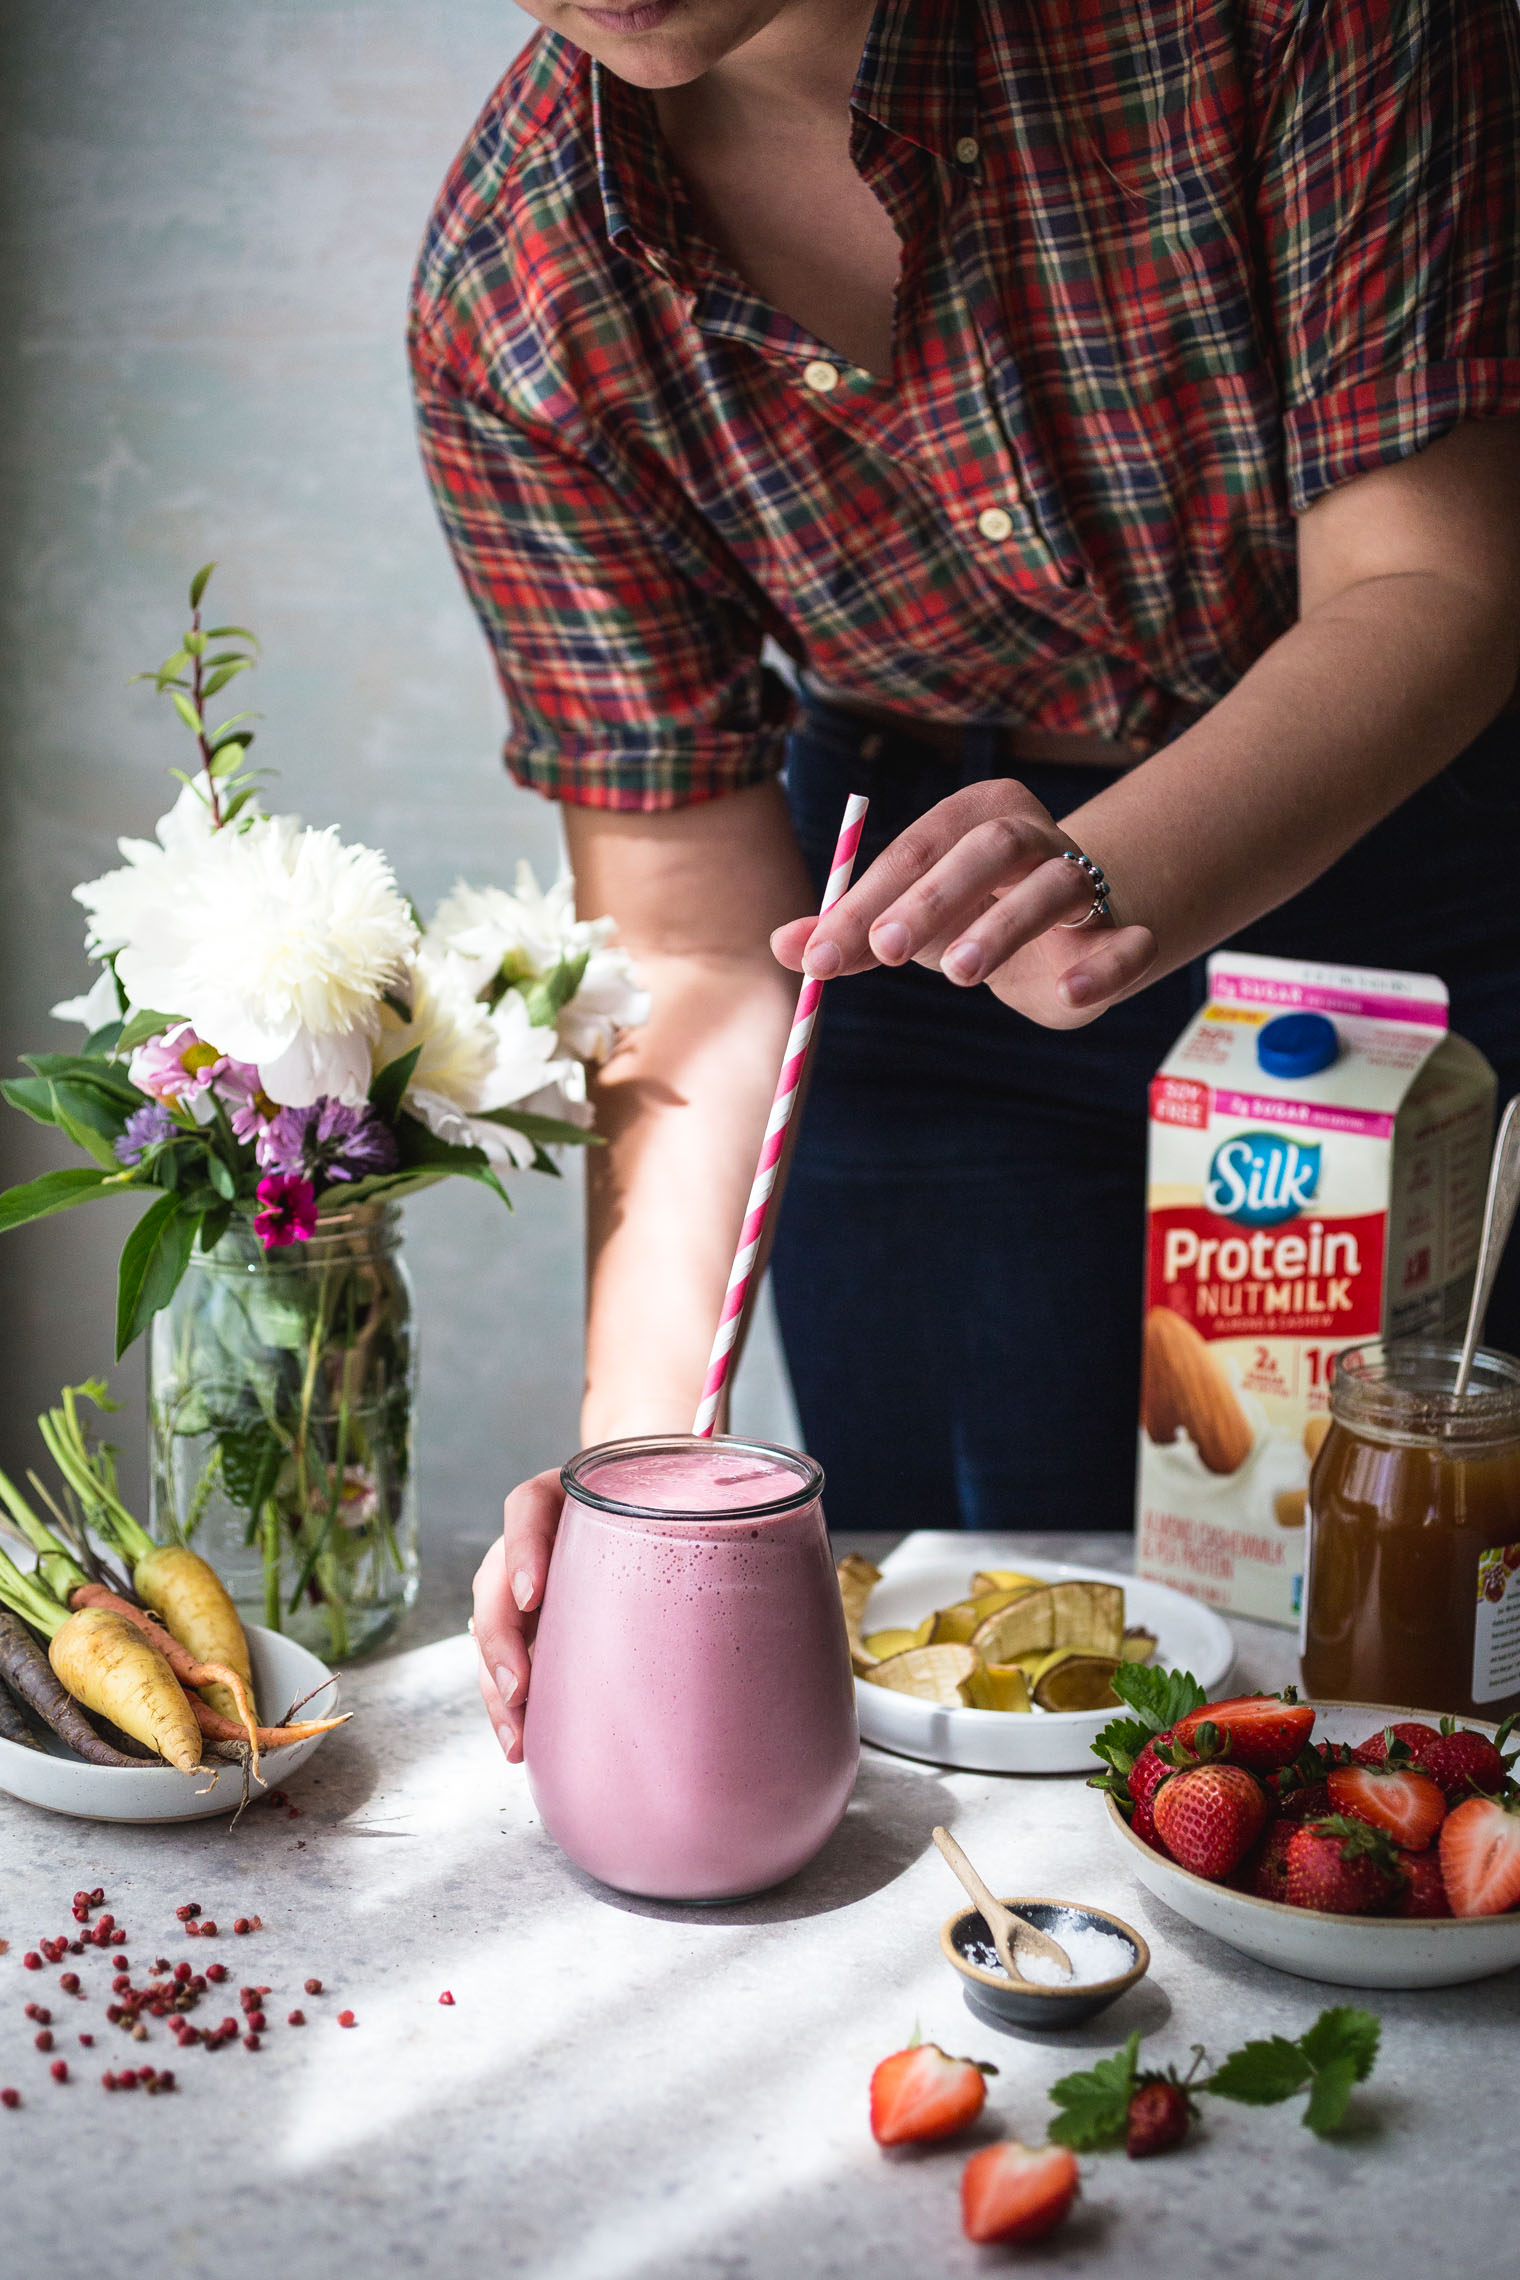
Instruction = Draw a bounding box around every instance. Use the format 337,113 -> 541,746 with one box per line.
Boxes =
1301,1342 -> 1520,1719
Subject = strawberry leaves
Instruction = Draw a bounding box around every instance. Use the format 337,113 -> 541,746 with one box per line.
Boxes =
1046,2032 -> 1140,2150
1046,2009 -> 1381,2152
1089,1663 -> 1208,1792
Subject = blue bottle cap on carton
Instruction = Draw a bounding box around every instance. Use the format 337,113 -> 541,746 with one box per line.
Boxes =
1257,1010 -> 1339,1080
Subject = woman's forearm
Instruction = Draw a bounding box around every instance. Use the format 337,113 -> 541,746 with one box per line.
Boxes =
566,780 -> 815,1443
1064,565 -> 1520,988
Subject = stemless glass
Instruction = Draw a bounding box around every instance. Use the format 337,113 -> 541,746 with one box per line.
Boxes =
523,1434 -> 859,1901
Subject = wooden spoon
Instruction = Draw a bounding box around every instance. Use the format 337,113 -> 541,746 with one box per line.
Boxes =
932,1826 -> 1073,1983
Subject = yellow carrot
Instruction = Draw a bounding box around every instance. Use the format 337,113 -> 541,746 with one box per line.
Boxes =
132,1544 -> 254,1726
47,1606 -> 202,1771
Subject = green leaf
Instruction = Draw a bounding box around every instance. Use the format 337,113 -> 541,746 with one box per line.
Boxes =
170,691 -> 204,737
1302,2056 -> 1360,2137
1108,1663 -> 1208,1734
472,1104 -> 602,1149
1046,2031 -> 1139,2151
198,1199 -> 234,1253
369,1043 -> 422,1125
2,1077 -> 61,1128
1299,2007 -> 1380,2084
22,1052 -> 141,1107
1205,2036 -> 1311,2106
189,561 -> 216,608
208,741 -> 246,777
206,1154 -> 236,1201
381,988 -> 412,1024
201,658 -> 253,699
219,1420 -> 283,1510
48,1083 -> 124,1169
394,1112 -> 511,1206
1088,1712 -> 1157,1780
203,625 -> 260,646
519,952 -> 589,1030
113,1007 -> 183,1054
184,630 -> 206,657
155,647 -> 192,691
115,1192 -> 197,1357
82,1019 -> 125,1058
0,1165 -> 117,1235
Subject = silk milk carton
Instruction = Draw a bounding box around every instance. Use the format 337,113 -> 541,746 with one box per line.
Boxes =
1135,952 -> 1494,1627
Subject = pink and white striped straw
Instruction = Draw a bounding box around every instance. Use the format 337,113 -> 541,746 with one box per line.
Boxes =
692,792 -> 869,1438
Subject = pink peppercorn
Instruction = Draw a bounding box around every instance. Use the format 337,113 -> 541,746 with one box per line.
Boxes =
50,2061 -> 68,2083
59,1973 -> 79,1993
206,1964 -> 228,1983
101,2073 -> 118,2091
438,1991 -> 455,2006
304,1978 -> 322,1995
110,1930 -> 125,1946
22,1954 -> 40,1972
91,1889 -> 104,1905
34,2032 -> 53,2052
246,2012 -> 266,2033
242,2033 -> 261,2051
173,1962 -> 191,1984
337,2011 -> 355,2028
175,1904 -> 199,1922
1,2089 -> 19,2109
78,2035 -> 93,2048
287,2010 -> 305,2027
233,1919 -> 250,1935
199,1922 -> 217,1938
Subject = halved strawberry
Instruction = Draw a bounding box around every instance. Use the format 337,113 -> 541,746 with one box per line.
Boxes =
1153,1763 -> 1267,1880
960,2141 -> 1080,2244
870,2042 -> 991,2145
1284,1816 -> 1399,1914
1351,1721 -> 1440,1768
1171,1693 -> 1316,1772
1438,1792 -> 1520,1917
1393,1847 -> 1451,1918
1327,1763 -> 1446,1851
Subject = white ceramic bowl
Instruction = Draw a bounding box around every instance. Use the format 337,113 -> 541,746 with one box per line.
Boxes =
854,1539 -> 1234,1774
0,1623 -> 340,1823
1106,1702 -> 1520,1989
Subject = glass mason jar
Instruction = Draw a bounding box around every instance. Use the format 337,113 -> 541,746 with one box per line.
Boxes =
148,1202 -> 418,1661
524,1435 -> 859,1901
1302,1341 -> 1520,1719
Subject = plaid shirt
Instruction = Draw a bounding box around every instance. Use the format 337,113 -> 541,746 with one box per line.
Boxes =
410,0 -> 1520,811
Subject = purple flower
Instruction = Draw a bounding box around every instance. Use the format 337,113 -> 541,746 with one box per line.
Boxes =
114,1101 -> 174,1167
255,1098 -> 399,1188
253,1173 -> 319,1249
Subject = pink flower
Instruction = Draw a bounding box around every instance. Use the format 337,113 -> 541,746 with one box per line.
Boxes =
128,1022 -> 226,1108
216,1059 -> 278,1142
253,1173 -> 318,1248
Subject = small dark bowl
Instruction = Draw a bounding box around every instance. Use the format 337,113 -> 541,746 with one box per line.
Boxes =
940,1898 -> 1150,2029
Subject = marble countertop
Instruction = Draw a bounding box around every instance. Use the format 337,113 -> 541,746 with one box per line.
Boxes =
1,1531 -> 1513,2280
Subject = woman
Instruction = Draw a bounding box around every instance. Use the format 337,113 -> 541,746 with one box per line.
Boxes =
407,1 -> 1520,1756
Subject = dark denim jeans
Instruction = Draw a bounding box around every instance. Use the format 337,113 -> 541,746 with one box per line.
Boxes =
770,696 -> 1520,1533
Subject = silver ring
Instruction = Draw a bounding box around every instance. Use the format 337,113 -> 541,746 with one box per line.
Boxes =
1057,848 -> 1111,927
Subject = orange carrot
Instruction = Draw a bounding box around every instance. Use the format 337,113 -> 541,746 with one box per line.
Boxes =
190,1696 -> 349,1751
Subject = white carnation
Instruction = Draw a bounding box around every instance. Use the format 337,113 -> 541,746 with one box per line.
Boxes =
74,799 -> 417,1107
427,863 -> 648,1065
376,949 -> 581,1171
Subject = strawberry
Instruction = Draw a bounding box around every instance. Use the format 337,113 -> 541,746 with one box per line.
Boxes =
1419,1725 -> 1511,1799
1245,1817 -> 1296,1904
1351,1721 -> 1440,1768
1327,1763 -> 1446,1852
1171,1692 -> 1316,1772
870,2042 -> 991,2145
1393,1847 -> 1451,1918
1126,2073 -> 1197,2157
1130,1792 -> 1160,1849
1272,1775 -> 1333,1822
960,2141 -> 1080,2244
1438,1792 -> 1520,1917
1284,1816 -> 1399,1914
1153,1764 -> 1267,1880
1128,1734 -> 1174,1814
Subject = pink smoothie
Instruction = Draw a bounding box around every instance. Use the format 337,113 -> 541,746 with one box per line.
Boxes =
522,1438 -> 859,1900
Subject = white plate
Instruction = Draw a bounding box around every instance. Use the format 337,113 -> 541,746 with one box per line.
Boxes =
853,1534 -> 1233,1774
0,1624 -> 340,1823
1107,1702 -> 1520,1989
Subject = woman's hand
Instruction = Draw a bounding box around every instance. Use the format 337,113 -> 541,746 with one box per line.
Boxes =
770,776 -> 1156,1025
473,1468 -> 563,1763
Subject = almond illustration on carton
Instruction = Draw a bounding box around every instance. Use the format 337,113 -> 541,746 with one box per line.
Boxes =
1141,1307 -> 1254,1475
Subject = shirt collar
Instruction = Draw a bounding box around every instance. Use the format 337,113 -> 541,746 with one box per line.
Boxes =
590,0 -> 978,276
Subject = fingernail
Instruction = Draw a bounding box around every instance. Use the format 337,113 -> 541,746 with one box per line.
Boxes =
871,920 -> 909,963
494,1721 -> 515,1755
803,939 -> 841,979
511,1568 -> 534,1610
1062,973 -> 1096,1007
944,941 -> 982,983
495,1663 -> 518,1706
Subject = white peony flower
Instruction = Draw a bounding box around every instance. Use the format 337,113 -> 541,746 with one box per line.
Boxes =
74,805 -> 417,1108
373,945 -> 499,1111
51,967 -> 121,1031
427,863 -> 648,1065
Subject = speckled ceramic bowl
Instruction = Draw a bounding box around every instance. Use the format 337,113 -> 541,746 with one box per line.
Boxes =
1106,1701 -> 1520,1990
941,1897 -> 1150,2027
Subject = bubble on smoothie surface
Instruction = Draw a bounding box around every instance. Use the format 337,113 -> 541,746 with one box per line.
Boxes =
963,1916 -> 1133,1986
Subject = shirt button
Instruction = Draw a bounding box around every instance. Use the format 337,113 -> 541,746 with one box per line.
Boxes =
955,135 -> 980,166
977,505 -> 1015,542
803,359 -> 840,394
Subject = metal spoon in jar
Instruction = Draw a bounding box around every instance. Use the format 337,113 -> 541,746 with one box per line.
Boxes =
1455,1093 -> 1520,1398
932,1826 -> 1073,1983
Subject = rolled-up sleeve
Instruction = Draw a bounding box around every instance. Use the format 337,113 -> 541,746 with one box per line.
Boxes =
1252,0 -> 1520,514
409,317 -> 793,811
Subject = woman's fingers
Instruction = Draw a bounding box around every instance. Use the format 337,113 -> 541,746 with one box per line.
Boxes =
472,1467 -> 563,1763
1056,923 -> 1159,1013
937,853 -> 1094,985
769,914 -> 816,973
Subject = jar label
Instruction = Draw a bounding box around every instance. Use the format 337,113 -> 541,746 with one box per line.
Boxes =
1473,1543 -> 1520,1704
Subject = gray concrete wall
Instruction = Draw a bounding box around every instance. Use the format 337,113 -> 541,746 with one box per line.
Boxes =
0,0 -> 797,1642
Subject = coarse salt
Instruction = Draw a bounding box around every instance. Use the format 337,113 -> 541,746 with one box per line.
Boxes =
963,1914 -> 1134,1987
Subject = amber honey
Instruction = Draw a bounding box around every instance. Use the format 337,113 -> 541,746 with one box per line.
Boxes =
1301,1343 -> 1520,1719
